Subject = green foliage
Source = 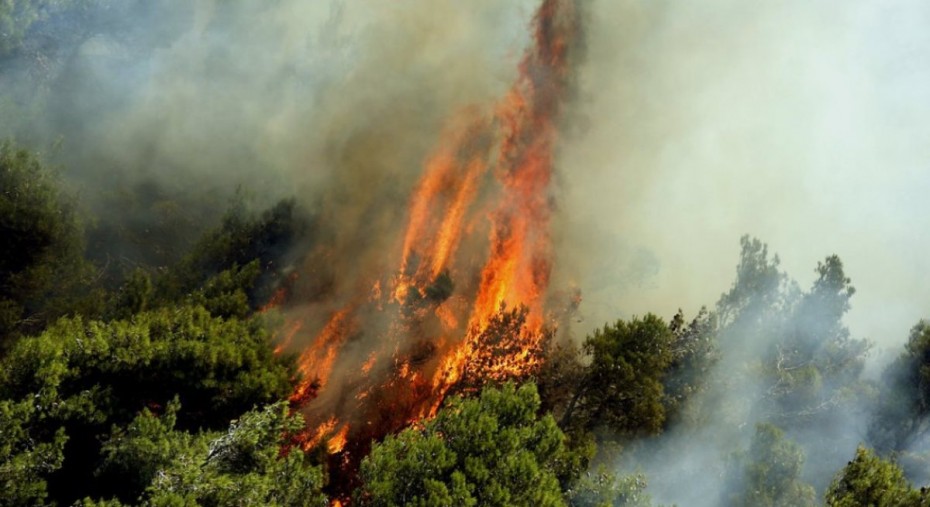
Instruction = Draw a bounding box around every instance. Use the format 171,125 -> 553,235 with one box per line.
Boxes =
94,398 -> 193,503
0,0 -> 55,56
0,142 -> 89,350
188,260 -> 262,319
565,466 -> 652,507
901,321 -> 930,415
162,196 -> 313,310
663,307 -> 718,426
0,399 -> 67,506
871,321 -> 930,454
537,341 -> 586,423
703,239 -> 874,492
717,238 -> 871,425
562,315 -> 675,439
356,383 -> 581,507
717,236 -> 794,334
868,322 -> 930,487
724,423 -> 816,507
825,446 -> 929,507
144,402 -> 327,507
0,305 -> 294,504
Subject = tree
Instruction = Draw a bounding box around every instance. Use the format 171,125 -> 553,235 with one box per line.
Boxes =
717,236 -> 795,334
93,398 -> 192,504
457,305 -> 551,393
161,196 -> 315,311
723,423 -> 816,507
355,383 -> 584,507
537,341 -> 586,423
0,142 -> 89,351
825,446 -> 928,507
561,315 -> 675,439
143,402 -> 327,507
706,239 -> 872,490
663,308 -> 718,426
0,304 -> 294,504
765,255 -> 869,424
0,398 -> 67,506
869,321 -> 930,460
565,467 -> 653,507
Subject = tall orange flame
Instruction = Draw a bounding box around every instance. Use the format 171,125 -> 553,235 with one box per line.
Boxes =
279,0 -> 580,501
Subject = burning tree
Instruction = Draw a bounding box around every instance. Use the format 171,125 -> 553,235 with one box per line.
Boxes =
263,2 -> 586,493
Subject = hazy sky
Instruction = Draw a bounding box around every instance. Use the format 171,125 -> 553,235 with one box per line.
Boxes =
557,0 -> 930,363
11,0 -> 927,366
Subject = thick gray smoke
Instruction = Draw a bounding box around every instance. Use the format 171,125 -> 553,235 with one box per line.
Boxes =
4,0 -> 929,504
556,0 -> 930,358
551,1 -> 930,504
1,0 -> 542,271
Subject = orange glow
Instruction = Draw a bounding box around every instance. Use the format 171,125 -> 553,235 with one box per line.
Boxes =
291,308 -> 353,401
273,319 -> 304,355
428,157 -> 487,278
328,424 -> 350,454
275,1 -> 581,502
302,417 -> 338,451
361,353 -> 377,375
259,287 -> 288,313
435,302 -> 458,330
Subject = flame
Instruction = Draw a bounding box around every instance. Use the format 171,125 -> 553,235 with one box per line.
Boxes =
302,417 -> 338,451
398,110 -> 492,287
361,353 -> 377,375
328,424 -> 350,454
273,319 -> 304,355
273,0 -> 581,501
292,308 -> 353,399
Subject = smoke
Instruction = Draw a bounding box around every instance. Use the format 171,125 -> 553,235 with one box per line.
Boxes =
551,1 -> 930,503
2,0 -> 543,269
4,0 -> 930,502
556,0 -> 930,356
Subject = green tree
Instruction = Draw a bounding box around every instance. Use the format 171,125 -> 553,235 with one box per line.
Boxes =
0,398 -> 67,506
355,383 -> 584,507
717,236 -> 794,335
825,446 -> 928,507
161,196 -> 314,310
93,397 -> 193,503
143,402 -> 327,507
868,321 -> 930,485
565,466 -> 652,507
561,315 -> 675,439
870,321 -> 930,453
0,305 -> 294,504
706,238 -> 872,490
0,142 -> 89,350
723,423 -> 816,507
765,255 -> 870,424
663,308 -> 718,426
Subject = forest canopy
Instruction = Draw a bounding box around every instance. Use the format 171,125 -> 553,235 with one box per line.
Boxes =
2,1 -> 929,506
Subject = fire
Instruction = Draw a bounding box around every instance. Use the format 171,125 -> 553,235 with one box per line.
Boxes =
328,424 -> 350,454
291,307 -> 354,402
274,0 -> 581,501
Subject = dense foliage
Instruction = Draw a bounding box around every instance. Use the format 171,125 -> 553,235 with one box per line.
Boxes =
0,94 -> 927,505
356,383 -> 585,507
0,304 -> 294,504
824,446 -> 929,507
0,143 -> 90,350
